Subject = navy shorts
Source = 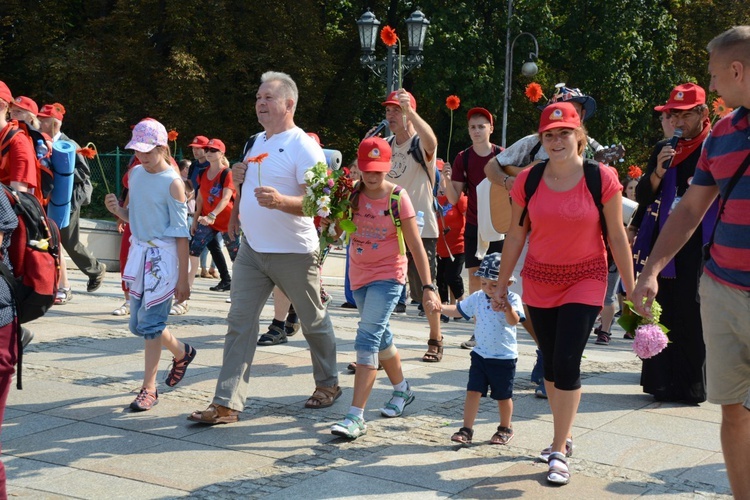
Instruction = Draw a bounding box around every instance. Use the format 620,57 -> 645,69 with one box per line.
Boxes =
467,350 -> 516,400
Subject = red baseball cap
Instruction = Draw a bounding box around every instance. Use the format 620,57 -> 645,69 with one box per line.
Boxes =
38,103 -> 66,121
307,132 -> 323,146
188,135 -> 209,148
382,90 -> 417,111
11,96 -> 38,115
467,107 -> 493,126
538,102 -> 581,133
0,81 -> 11,104
206,138 -> 226,153
357,137 -> 392,172
654,83 -> 706,112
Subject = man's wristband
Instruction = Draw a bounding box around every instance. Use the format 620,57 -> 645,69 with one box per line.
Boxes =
422,284 -> 438,293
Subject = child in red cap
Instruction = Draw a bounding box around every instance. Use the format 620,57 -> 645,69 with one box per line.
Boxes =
329,137 -> 440,439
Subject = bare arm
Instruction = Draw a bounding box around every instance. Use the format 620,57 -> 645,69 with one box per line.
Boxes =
492,200 -> 529,308
254,185 -> 305,216
603,191 -> 635,297
402,214 -> 440,312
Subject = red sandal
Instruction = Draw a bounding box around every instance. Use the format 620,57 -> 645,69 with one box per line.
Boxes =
165,344 -> 197,387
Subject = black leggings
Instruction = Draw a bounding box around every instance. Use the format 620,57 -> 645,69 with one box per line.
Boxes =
437,253 -> 465,303
527,303 -> 600,391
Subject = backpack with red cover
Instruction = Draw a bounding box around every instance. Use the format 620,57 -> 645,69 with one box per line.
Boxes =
0,184 -> 60,323
0,185 -> 60,389
0,120 -> 55,207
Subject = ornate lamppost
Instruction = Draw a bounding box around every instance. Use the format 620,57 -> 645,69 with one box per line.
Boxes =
501,0 -> 540,147
356,9 -> 430,94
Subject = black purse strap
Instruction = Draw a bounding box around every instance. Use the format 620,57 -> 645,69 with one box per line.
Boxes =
706,151 -> 750,249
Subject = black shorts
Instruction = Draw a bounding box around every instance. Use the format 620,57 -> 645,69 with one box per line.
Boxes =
467,350 -> 516,400
464,223 -> 504,269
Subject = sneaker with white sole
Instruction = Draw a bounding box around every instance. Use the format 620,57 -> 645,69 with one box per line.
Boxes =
461,335 -> 476,349
331,414 -> 367,439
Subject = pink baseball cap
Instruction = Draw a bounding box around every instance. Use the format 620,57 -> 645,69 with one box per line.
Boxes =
126,119 -> 169,152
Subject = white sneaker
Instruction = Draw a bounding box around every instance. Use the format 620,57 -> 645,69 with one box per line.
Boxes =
225,297 -> 232,303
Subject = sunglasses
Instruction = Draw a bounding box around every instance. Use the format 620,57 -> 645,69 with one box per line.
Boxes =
205,147 -> 222,153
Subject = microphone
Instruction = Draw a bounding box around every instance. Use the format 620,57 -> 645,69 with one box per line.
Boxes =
365,119 -> 389,138
662,128 -> 683,170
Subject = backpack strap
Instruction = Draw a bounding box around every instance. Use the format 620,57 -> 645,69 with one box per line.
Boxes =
518,160 -> 547,227
387,185 -> 406,255
529,141 -> 543,162
582,159 -> 606,240
241,132 -> 262,161
0,125 -> 21,159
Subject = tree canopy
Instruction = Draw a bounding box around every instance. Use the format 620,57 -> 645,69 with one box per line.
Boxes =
1,0 -> 747,177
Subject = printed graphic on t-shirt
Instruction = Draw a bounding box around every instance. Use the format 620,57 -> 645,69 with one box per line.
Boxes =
388,150 -> 409,179
353,201 -> 388,255
208,179 -> 223,205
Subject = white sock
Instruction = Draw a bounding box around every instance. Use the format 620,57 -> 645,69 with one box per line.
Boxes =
342,406 -> 364,426
382,380 -> 410,416
393,380 -> 409,393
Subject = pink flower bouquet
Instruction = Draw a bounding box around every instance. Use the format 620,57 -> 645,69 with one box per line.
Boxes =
618,299 -> 670,359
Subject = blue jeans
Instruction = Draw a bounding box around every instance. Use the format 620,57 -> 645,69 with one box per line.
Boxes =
352,280 -> 403,353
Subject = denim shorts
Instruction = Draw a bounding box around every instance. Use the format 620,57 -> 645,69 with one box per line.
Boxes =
467,350 -> 516,400
352,279 -> 403,353
129,295 -> 172,340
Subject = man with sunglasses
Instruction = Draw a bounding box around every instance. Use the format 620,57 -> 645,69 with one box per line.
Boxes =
632,83 -> 714,405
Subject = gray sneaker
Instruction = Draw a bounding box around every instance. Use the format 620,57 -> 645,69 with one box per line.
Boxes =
460,335 -> 476,349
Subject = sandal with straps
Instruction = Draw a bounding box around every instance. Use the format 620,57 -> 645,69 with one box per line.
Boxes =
451,427 -> 473,444
422,337 -> 444,362
546,451 -> 571,485
165,344 -> 197,387
304,385 -> 342,409
379,382 -> 415,418
490,425 -> 514,445
170,301 -> 189,315
112,301 -> 130,316
54,287 -> 72,305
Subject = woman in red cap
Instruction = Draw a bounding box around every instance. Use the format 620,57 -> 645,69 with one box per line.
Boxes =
9,96 -> 41,129
184,138 -> 239,308
493,102 -> 635,485
328,136 -> 439,440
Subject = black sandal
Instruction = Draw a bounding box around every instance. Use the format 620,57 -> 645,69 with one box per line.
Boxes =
165,344 -> 197,387
422,337 -> 443,362
258,324 -> 287,345
490,425 -> 514,445
451,427 -> 473,444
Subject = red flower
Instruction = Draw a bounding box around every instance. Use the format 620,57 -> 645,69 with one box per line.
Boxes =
445,95 -> 461,111
246,153 -> 269,164
628,165 -> 643,180
76,146 -> 96,159
167,130 -> 179,142
525,82 -> 544,103
380,26 -> 398,47
712,97 -> 733,118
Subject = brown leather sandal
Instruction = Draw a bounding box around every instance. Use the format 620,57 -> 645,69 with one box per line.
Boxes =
490,425 -> 514,445
422,337 -> 443,362
187,404 -> 240,425
304,385 -> 342,408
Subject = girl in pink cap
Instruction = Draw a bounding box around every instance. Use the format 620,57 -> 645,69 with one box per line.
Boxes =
104,118 -> 196,411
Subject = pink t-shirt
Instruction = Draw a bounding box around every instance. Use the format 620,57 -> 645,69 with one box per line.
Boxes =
511,163 -> 621,307
349,188 -> 416,290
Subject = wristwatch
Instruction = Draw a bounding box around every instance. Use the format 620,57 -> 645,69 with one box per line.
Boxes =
422,284 -> 438,293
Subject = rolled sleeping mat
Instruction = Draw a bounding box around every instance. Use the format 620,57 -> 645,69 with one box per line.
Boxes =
48,140 -> 76,229
622,197 -> 638,226
323,148 -> 342,171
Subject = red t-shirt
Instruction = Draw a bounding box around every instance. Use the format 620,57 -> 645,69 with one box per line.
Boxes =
197,167 -> 235,233
511,163 -> 621,307
437,193 -> 467,258
451,145 -> 502,226
0,122 -> 41,204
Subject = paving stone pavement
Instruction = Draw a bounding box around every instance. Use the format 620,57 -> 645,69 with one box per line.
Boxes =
3,250 -> 732,499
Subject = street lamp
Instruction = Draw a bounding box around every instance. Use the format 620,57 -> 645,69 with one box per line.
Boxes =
501,0 -> 540,147
356,9 -> 430,95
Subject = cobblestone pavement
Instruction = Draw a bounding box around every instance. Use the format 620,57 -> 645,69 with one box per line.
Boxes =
3,251 -> 733,499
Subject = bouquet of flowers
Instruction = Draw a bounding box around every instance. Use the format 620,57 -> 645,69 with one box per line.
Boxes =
617,298 -> 670,359
302,162 -> 357,256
